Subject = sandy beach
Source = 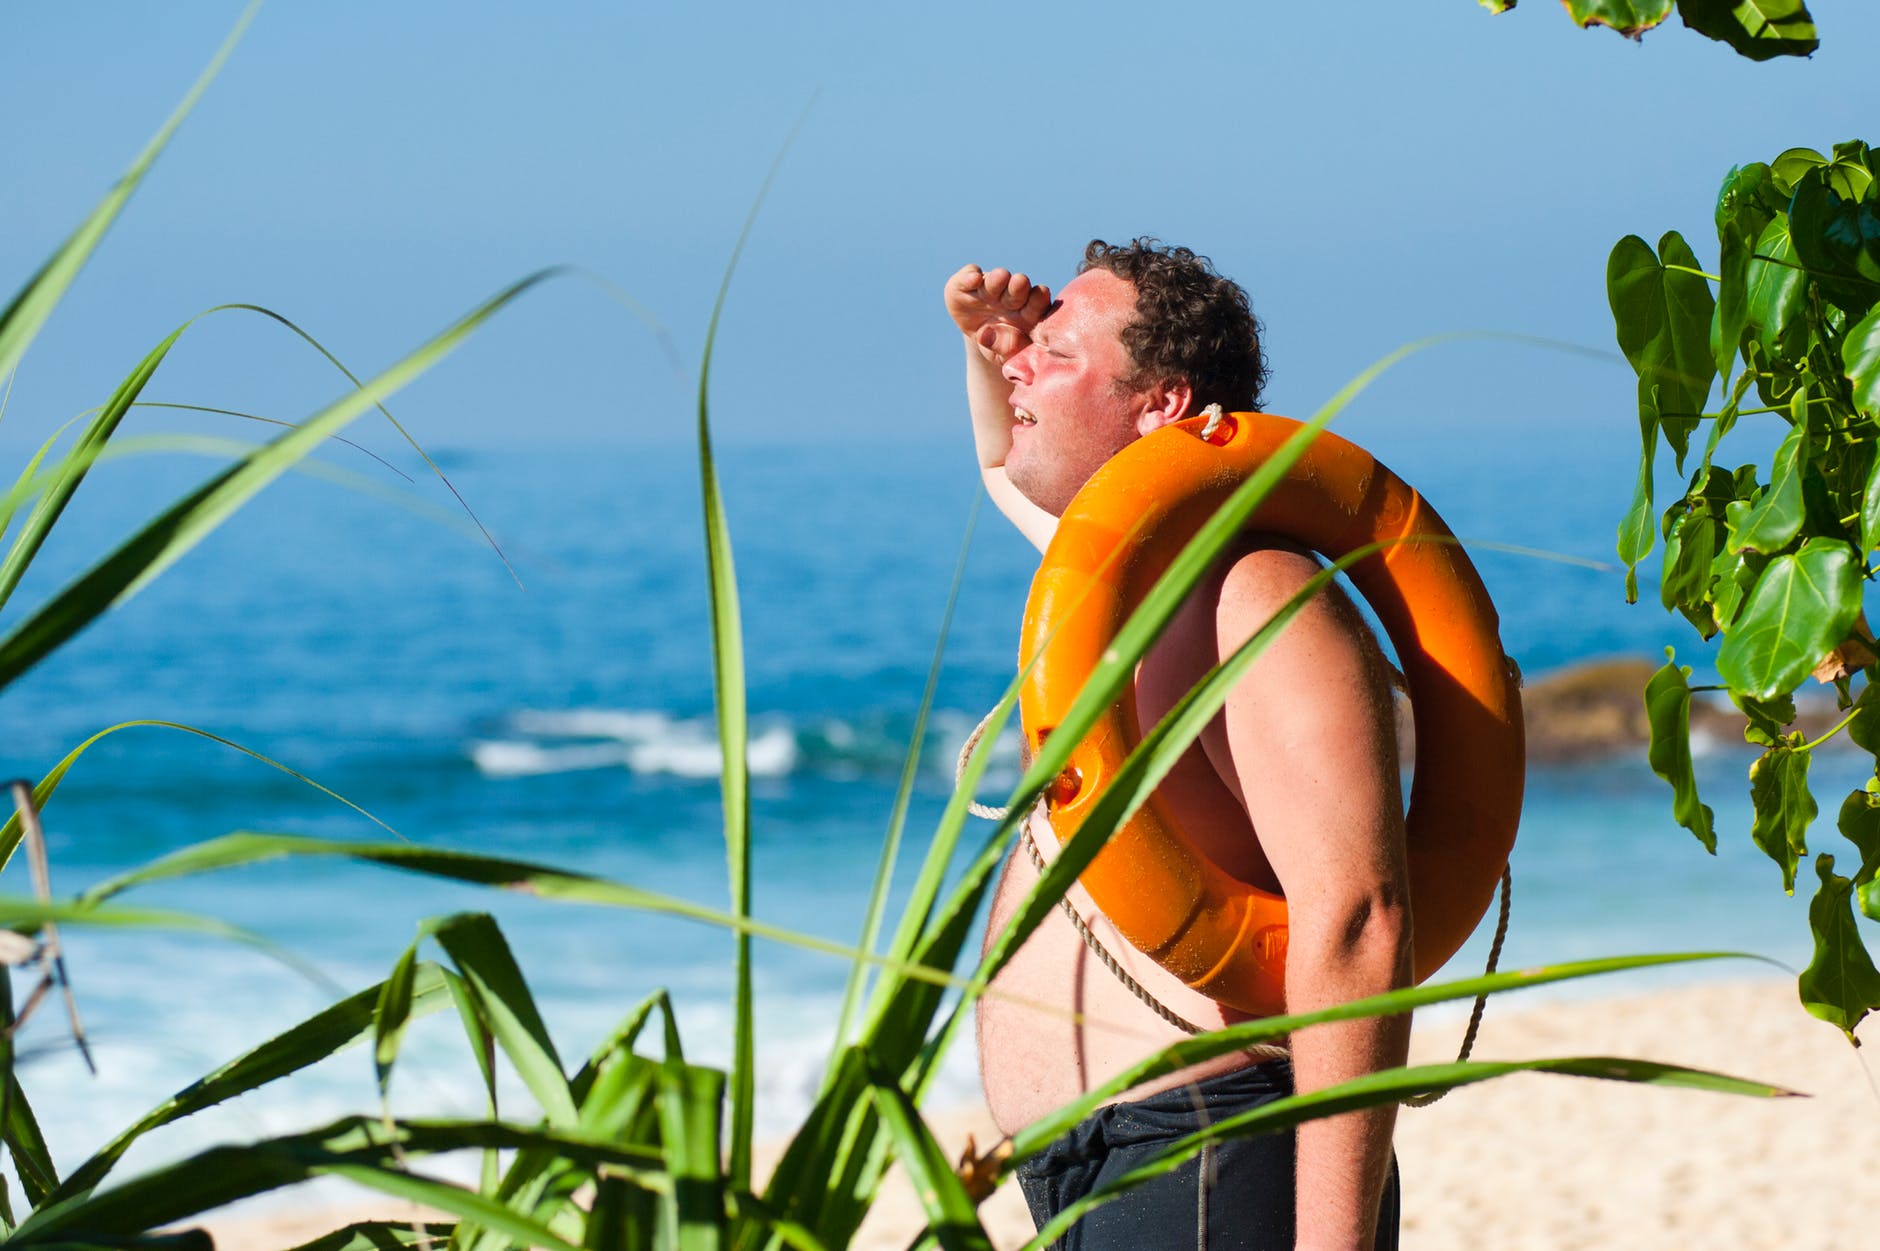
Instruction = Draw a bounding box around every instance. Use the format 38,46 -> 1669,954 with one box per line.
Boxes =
202,977 -> 1878,1250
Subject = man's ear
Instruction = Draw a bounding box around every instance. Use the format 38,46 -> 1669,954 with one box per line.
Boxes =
1135,378 -> 1195,435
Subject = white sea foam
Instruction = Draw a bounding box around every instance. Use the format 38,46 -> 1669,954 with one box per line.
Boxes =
468,705 -> 1023,783
471,708 -> 801,779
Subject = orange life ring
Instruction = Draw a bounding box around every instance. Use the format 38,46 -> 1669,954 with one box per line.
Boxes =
1018,412 -> 1524,1018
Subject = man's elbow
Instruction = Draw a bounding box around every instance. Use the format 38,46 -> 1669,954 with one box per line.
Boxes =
1294,891 -> 1413,990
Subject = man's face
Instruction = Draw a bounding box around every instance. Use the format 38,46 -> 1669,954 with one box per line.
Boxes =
1001,268 -> 1160,516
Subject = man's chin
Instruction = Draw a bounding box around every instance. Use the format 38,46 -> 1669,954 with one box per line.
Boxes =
1004,464 -> 1072,518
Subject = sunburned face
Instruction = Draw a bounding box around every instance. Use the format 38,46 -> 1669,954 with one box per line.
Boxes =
1001,269 -> 1179,516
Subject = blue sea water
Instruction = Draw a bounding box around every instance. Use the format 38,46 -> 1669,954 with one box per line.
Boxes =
0,432 -> 1855,1187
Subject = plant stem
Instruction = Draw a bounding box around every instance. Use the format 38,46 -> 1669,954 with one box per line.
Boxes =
1800,706 -> 1862,753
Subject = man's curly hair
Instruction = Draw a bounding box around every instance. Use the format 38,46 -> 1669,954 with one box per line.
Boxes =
1079,237 -> 1267,413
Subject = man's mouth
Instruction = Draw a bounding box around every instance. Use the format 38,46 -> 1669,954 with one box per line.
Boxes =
1013,406 -> 1038,427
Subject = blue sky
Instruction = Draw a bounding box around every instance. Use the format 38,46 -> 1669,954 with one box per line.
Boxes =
3,1 -> 1877,460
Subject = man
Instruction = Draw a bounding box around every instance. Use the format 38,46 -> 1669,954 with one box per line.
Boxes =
947,239 -> 1409,1250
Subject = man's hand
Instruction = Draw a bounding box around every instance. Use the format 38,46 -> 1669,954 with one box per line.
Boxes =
944,264 -> 1051,363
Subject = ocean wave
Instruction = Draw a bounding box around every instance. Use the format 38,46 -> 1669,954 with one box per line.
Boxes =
469,705 -> 1023,785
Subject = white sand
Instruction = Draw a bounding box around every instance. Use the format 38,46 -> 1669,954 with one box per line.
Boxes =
201,978 -> 1880,1250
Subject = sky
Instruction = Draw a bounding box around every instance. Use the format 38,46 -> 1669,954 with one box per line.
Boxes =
2,1 -> 1878,463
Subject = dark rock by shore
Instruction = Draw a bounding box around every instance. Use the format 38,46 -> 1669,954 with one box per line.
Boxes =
1394,655 -> 1851,766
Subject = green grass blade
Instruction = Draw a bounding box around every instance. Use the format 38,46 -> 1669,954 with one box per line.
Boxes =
0,972 -> 59,1209
572,990 -> 665,1107
281,1221 -> 458,1251
439,967 -> 502,1207
0,0 -> 257,383
0,269 -> 564,694
1021,1052 -> 1794,1251
17,1117 -> 664,1244
0,323 -> 190,617
0,896 -> 339,1002
656,1062 -> 727,1251
46,963 -> 451,1207
373,941 -> 423,1105
722,1191 -> 832,1251
134,401 -> 414,480
829,493 -> 980,1070
695,124 -> 803,1204
430,913 -> 577,1127
1008,950 -> 1772,1158
0,717 -> 400,873
0,418 -> 83,547
75,833 -> 982,1007
863,1062 -> 991,1251
211,303 -> 517,584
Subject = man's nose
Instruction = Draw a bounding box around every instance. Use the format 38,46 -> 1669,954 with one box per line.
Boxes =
1002,344 -> 1034,385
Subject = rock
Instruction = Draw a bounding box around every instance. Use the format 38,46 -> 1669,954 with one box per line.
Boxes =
1393,655 -> 1852,766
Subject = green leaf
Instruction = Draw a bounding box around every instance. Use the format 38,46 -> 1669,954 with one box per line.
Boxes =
1834,789 -> 1880,887
1561,0 -> 1674,36
1789,169 -> 1880,315
1847,681 -> 1880,756
1771,147 -> 1828,195
1478,0 -> 1516,12
1660,465 -> 1739,633
1749,739 -> 1815,893
1797,854 -> 1880,1039
1645,652 -> 1717,852
1715,163 -> 1778,378
1731,689 -> 1796,747
1745,218 -> 1806,354
1842,304 -> 1880,418
1726,423 -> 1806,553
1715,537 -> 1862,698
1709,537 -> 1767,633
1619,376 -> 1661,601
1609,233 -> 1717,471
1678,0 -> 1818,60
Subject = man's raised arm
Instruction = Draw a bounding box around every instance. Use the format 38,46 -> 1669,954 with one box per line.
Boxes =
942,263 -> 1058,551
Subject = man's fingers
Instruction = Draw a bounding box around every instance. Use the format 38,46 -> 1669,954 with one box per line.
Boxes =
948,262 -> 985,294
978,322 -> 1027,360
1003,272 -> 1032,309
1024,283 -> 1051,321
980,267 -> 1012,304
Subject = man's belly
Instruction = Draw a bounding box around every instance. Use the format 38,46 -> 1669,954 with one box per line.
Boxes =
975,809 -> 1282,1136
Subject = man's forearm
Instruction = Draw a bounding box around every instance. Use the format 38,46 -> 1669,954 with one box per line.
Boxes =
1287,901 -> 1411,1249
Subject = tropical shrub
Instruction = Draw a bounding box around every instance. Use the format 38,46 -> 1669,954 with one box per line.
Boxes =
1611,140 -> 1880,1039
1476,0 -> 1818,59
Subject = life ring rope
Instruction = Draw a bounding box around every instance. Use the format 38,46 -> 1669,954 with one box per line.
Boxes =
955,702 -> 1515,1095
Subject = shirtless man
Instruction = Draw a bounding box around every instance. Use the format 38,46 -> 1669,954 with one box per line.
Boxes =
947,239 -> 1409,1250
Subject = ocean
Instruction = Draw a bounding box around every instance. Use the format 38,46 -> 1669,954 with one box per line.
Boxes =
0,431 -> 1855,1190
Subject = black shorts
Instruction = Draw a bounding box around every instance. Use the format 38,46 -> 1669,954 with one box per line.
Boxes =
1013,1059 -> 1400,1251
